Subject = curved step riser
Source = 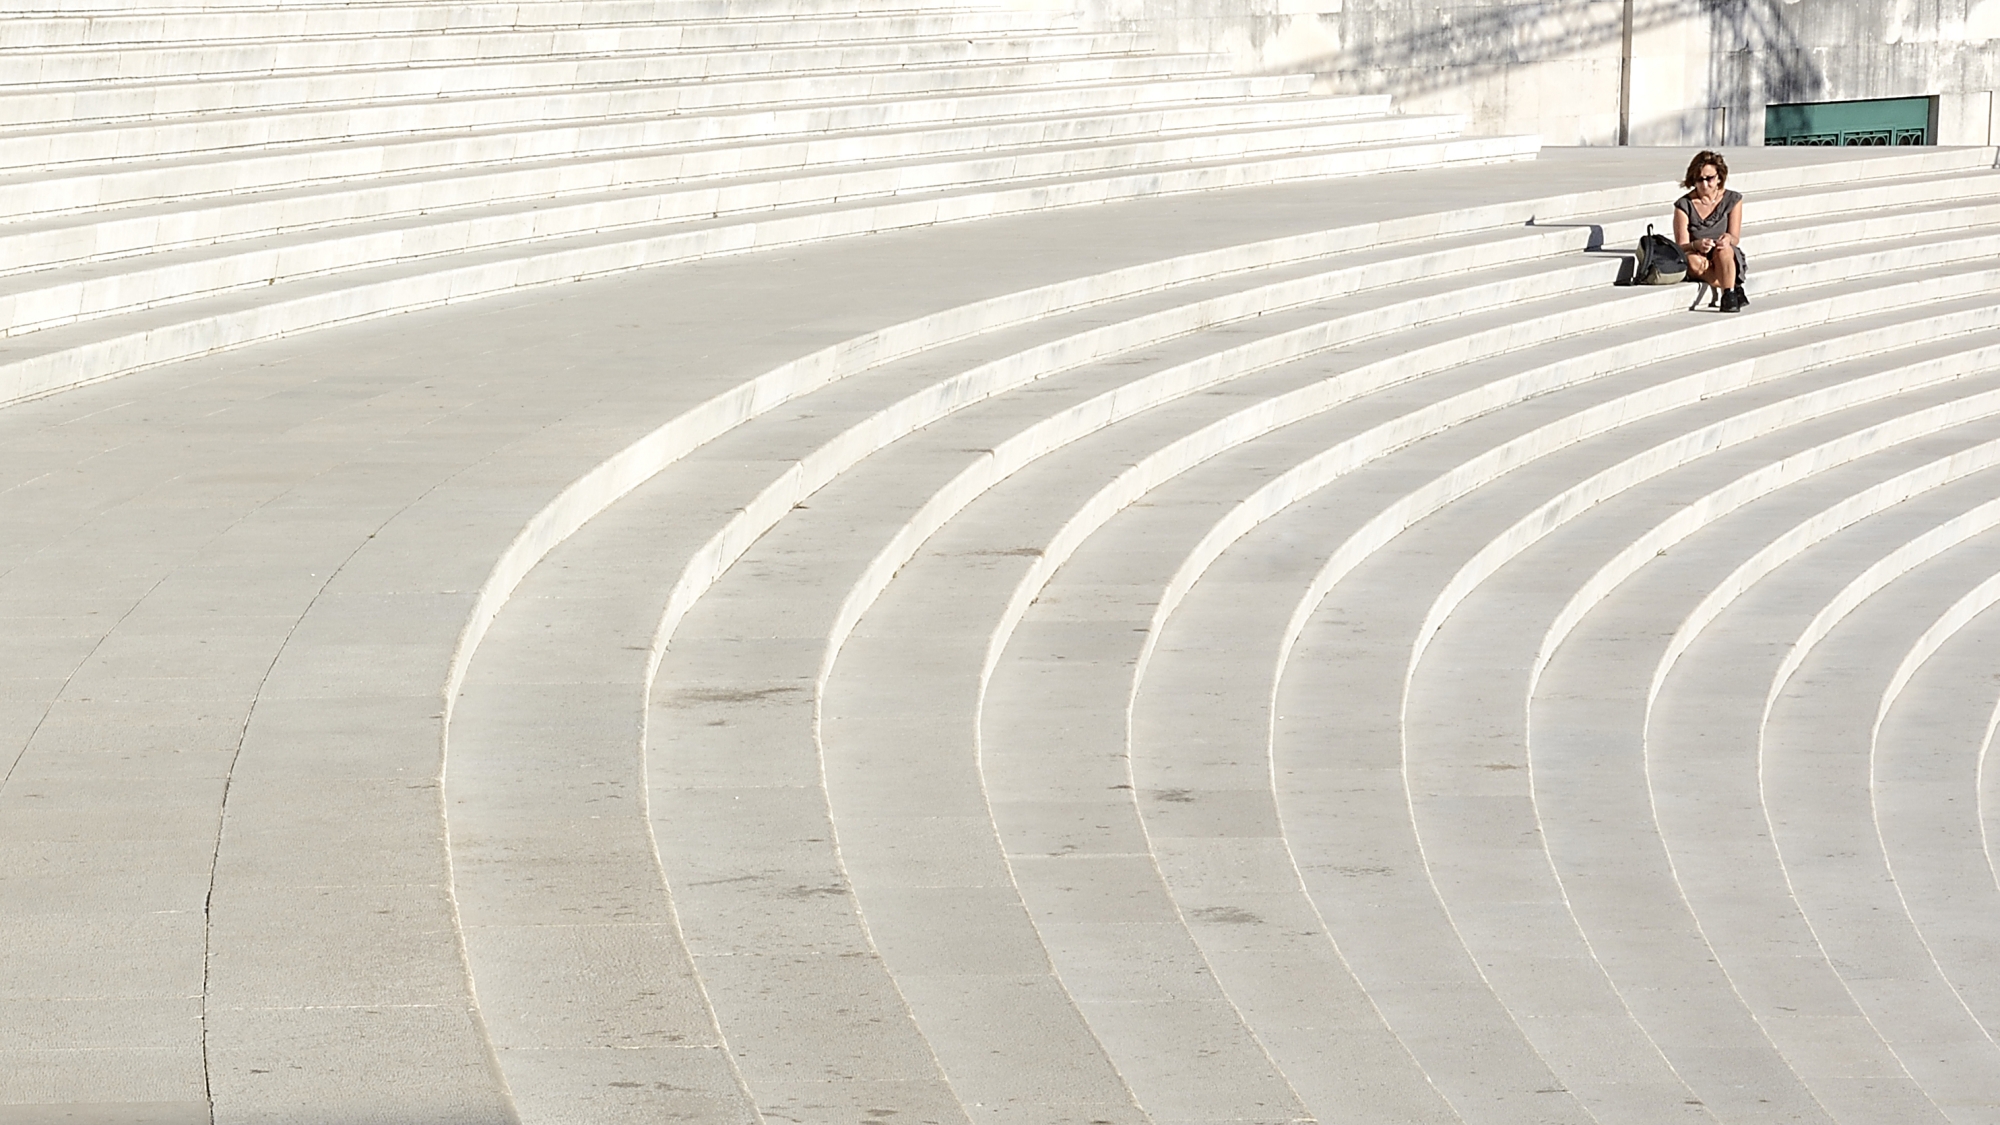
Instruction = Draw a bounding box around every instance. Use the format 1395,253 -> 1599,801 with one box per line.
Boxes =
0,44 -> 1218,128
0,61 -> 1272,144
1651,442 -> 2000,718
681,252 -> 1611,690
0,122 -> 1475,332
1767,501 -> 2000,726
3,6 -> 988,46
856,223 -> 2000,1125
1260,267 -> 1995,694
1,104 -> 1417,263
442,181 -> 1687,714
4,14 -> 1087,87
1149,264 -> 2000,696
439,165 -> 1999,767
1427,312 -> 2000,688
2,78 -> 1338,189
1870,608 -> 2000,1039
30,135 -> 1984,354
9,0 -> 954,35
1590,171 -> 2000,248
0,135 -> 1540,408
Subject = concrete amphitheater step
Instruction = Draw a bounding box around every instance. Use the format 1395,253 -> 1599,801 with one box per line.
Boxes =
8,164 -> 1578,1119
1473,403 -> 2000,1120
0,129 -> 1544,406
0,101 -> 1426,276
5,27 -> 1159,92
0,80 -> 1349,211
1131,359 -> 2000,1115
0,0 -> 1002,47
4,10 -> 1087,87
0,147 -> 1982,1120
0,72 -> 1320,177
1392,387 -> 2000,1119
444,476 -> 766,1125
444,196 -> 1634,1125
1757,526 -> 2000,1112
997,290 -> 2000,1122
1868,600 -> 2000,1038
0,49 -> 1233,132
430,147 -> 1992,1112
434,153 -> 1672,1112
1624,487 -> 2000,1125
916,199 -> 2000,1104
640,200 -> 2000,1120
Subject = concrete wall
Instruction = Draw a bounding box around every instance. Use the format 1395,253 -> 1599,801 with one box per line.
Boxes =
1718,0 -> 2000,144
1074,0 -> 2000,147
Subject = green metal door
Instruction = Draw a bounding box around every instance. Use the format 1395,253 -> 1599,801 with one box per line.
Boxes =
1765,96 -> 1934,145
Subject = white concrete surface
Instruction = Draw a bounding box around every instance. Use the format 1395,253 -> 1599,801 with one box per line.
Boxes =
5,16 -> 2000,1118
0,0 -> 1549,410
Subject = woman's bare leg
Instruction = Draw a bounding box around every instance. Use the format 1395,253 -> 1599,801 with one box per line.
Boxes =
1686,251 -> 1735,290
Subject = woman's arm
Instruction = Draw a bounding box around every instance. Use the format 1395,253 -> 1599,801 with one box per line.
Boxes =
1673,204 -> 1693,252
1720,197 -> 1744,248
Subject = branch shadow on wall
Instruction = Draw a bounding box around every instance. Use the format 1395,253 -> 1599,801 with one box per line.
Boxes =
1255,0 -> 1823,139
1705,0 -> 1827,139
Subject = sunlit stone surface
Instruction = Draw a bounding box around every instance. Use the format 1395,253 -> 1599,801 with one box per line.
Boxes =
4,2 -> 2000,1122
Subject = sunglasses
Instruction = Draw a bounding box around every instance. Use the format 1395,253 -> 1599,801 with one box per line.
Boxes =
1698,174 -> 1720,183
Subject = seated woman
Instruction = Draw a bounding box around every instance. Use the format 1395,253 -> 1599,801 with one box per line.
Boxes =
1675,150 -> 1748,312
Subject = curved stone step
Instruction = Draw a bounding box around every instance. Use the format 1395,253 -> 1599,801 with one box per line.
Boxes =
1637,492 -> 2000,1124
0,35 -> 1213,128
2,27 -> 1156,93
0,101 -> 1424,274
1504,426 -> 2000,1112
629,229 -> 1611,1125
0,0 -> 990,49
1870,603 -> 2000,1037
892,228 -> 1984,1112
798,205 -> 2000,1123
445,473 -> 766,1125
0,80 -> 1345,212
1758,527 -> 2000,1117
13,162 -> 1516,1118
0,8 -> 1072,87
1396,383 -> 2000,1117
7,145 -> 1982,1120
434,162 -> 1656,1112
1095,303 -> 2000,1124
0,132 -> 1541,407
446,158 -> 1792,1120
4,77 -> 1317,184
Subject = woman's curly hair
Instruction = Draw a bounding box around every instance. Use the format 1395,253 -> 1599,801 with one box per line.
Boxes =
1683,150 -> 1729,189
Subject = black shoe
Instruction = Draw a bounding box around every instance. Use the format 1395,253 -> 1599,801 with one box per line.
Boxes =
1732,285 -> 1750,309
1720,288 -> 1742,313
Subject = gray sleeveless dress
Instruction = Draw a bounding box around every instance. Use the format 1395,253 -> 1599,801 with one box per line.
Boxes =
1676,189 -> 1746,280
